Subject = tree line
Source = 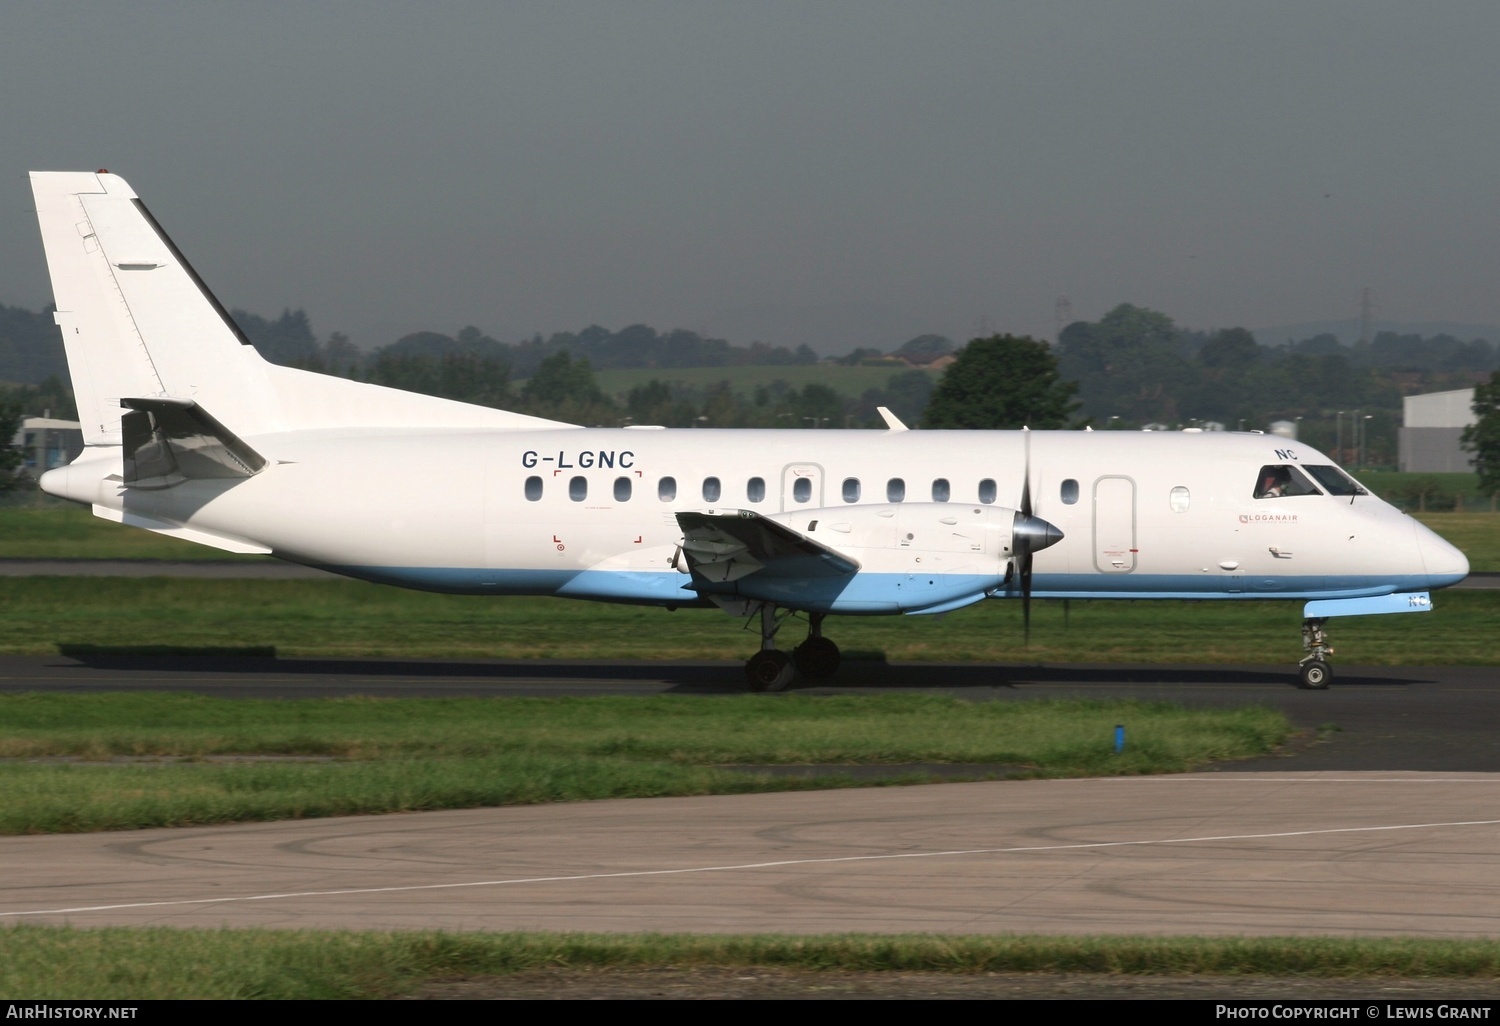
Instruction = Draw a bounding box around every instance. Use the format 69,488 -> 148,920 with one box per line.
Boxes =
6,297 -> 1500,468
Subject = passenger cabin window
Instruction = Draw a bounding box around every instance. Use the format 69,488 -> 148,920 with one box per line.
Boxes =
524,476 -> 543,501
614,476 -> 632,502
569,476 -> 588,502
978,478 -> 997,505
793,477 -> 812,503
1304,465 -> 1368,497
747,476 -> 766,503
702,476 -> 721,502
1253,465 -> 1320,499
842,477 -> 861,503
887,478 -> 905,502
1170,485 -> 1190,512
658,476 -> 677,501
931,478 -> 950,502
1060,479 -> 1079,504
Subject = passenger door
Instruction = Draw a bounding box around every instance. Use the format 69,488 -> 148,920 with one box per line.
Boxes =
1092,475 -> 1137,573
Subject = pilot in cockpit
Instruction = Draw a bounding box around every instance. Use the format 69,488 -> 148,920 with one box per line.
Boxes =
1256,466 -> 1290,498
1254,464 -> 1322,499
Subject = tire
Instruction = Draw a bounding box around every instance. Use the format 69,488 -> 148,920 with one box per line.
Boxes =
1299,660 -> 1331,690
793,637 -> 841,679
745,650 -> 795,692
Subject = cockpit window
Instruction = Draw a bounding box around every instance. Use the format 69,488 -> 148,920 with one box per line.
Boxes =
1303,464 -> 1368,497
1254,465 -> 1321,499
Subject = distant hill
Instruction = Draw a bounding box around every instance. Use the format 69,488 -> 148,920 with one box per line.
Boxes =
0,303 -> 64,385
1253,319 -> 1500,347
703,302 -> 943,357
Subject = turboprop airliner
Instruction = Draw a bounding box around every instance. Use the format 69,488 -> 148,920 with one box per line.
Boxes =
27,171 -> 1469,690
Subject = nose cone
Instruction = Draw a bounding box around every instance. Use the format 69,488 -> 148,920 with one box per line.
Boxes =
1013,512 -> 1064,554
1413,519 -> 1469,589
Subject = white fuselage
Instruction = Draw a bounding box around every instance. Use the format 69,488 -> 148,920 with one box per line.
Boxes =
43,425 -> 1469,615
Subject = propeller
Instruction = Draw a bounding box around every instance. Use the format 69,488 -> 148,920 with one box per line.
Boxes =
1012,429 -> 1063,644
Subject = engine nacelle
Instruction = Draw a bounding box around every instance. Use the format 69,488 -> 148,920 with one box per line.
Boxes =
758,503 -> 1033,614
678,502 -> 1064,615
769,502 -> 1016,567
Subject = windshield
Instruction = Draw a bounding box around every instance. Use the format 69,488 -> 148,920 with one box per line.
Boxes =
1253,464 -> 1322,499
1303,464 -> 1367,497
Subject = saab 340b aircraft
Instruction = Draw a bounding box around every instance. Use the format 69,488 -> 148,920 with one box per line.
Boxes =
28,171 -> 1469,690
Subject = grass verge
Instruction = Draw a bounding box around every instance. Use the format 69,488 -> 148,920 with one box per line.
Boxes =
0,693 -> 1288,833
1412,512 -> 1500,571
3,928 -> 1498,998
0,505 -> 265,561
1,576 -> 1496,663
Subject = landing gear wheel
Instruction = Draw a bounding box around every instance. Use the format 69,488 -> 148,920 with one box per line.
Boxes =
1299,659 -> 1331,690
745,650 -> 795,692
793,637 -> 841,679
1298,617 -> 1333,690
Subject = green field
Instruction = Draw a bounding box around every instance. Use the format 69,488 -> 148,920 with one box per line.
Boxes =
1356,471 -> 1495,512
0,504 -> 1492,997
4,929 -> 1499,999
0,692 -> 1288,834
1,576 -> 1494,664
1407,512 -> 1500,569
0,504 -> 266,560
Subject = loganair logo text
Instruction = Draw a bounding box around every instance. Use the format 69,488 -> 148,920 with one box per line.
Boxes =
1240,513 -> 1299,523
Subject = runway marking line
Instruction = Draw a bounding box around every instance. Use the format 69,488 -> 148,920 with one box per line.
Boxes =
4,816 -> 1500,919
1122,776 -> 1500,783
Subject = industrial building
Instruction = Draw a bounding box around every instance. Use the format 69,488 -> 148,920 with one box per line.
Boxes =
9,416 -> 84,479
1399,388 -> 1475,473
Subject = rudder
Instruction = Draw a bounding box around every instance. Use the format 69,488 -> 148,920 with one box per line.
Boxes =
30,170 -> 278,445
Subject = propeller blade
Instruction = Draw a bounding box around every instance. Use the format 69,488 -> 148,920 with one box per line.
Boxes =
1020,429 -> 1032,644
1021,550 -> 1032,645
1012,509 -> 1064,648
1019,429 -> 1032,517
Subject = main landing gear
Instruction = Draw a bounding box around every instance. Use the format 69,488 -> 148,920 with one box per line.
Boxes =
744,606 -> 842,692
1298,617 -> 1333,690
793,613 -> 841,680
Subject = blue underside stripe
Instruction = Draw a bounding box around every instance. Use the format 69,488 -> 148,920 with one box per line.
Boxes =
315,565 -> 1464,612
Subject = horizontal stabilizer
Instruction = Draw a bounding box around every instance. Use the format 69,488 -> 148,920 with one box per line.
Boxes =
676,509 -> 860,584
91,505 -> 272,555
121,397 -> 267,486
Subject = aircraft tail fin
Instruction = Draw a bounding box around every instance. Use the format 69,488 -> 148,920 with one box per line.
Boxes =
30,171 -> 279,445
30,170 -> 571,445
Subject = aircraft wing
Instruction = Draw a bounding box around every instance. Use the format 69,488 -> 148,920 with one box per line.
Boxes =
675,510 -> 860,584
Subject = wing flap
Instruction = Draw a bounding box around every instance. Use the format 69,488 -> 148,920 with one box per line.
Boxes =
675,510 -> 860,584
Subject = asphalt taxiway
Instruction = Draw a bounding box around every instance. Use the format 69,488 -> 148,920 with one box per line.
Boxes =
3,773 -> 1499,936
3,653 -> 1498,771
3,651 -> 1499,936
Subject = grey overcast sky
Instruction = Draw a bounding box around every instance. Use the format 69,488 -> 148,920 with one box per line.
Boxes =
3,1 -> 1499,353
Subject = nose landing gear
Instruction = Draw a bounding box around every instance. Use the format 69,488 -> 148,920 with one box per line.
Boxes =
1298,617 -> 1333,689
